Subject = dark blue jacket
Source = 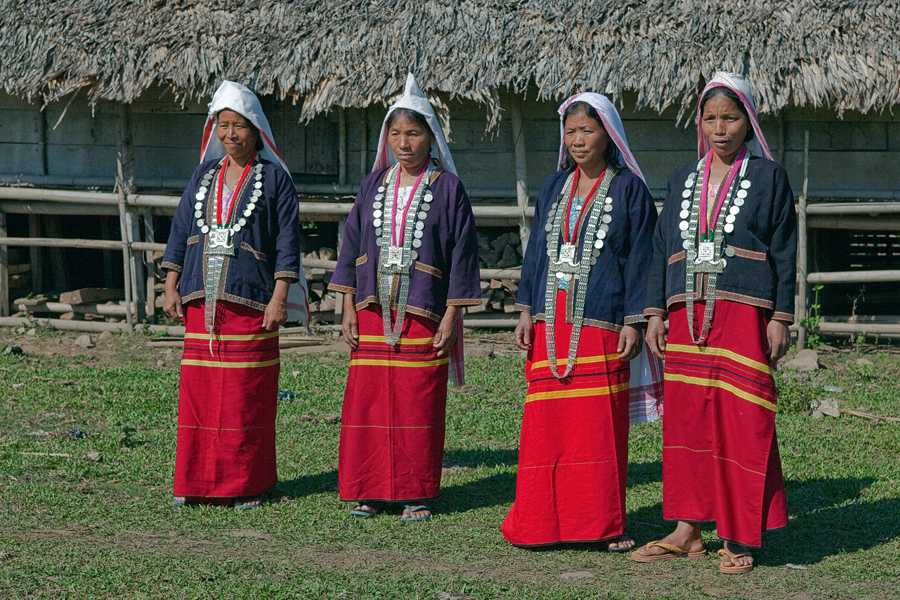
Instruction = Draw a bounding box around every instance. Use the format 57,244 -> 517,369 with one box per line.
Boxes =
644,156 -> 797,323
161,158 -> 301,311
516,168 -> 657,330
328,167 -> 482,321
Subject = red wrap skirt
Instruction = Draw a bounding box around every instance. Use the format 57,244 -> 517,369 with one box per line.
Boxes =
173,300 -> 279,498
662,299 -> 788,547
338,306 -> 449,502
502,290 -> 631,546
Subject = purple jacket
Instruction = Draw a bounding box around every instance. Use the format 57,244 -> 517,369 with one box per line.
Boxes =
328,167 -> 481,320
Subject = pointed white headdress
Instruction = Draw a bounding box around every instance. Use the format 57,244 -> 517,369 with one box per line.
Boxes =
373,73 -> 457,175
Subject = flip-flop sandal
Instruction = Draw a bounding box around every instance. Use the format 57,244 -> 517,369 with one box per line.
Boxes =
605,535 -> 637,553
400,504 -> 432,523
173,496 -> 187,509
350,502 -> 383,518
629,540 -> 707,563
233,497 -> 263,510
717,548 -> 754,574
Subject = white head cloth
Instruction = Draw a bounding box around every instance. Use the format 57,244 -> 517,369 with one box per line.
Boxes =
373,73 -> 457,175
198,80 -> 309,326
696,72 -> 774,160
200,80 -> 291,174
557,92 -> 646,184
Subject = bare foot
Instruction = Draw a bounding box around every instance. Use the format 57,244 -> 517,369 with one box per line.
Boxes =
633,521 -> 704,558
719,541 -> 754,572
606,535 -> 636,552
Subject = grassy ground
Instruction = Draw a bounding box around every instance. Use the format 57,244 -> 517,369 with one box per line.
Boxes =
0,330 -> 898,599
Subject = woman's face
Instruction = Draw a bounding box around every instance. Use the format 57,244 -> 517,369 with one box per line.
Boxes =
701,93 -> 749,160
564,110 -> 609,170
216,109 -> 257,162
387,113 -> 432,172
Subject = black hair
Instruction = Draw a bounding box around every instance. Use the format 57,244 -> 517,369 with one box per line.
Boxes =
699,87 -> 755,142
215,110 -> 264,151
386,108 -> 433,137
562,100 -> 620,167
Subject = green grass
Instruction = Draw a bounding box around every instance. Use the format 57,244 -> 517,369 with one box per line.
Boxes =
1,337 -> 898,599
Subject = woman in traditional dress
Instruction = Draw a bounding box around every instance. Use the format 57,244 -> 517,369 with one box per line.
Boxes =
162,80 -> 308,509
501,93 -> 661,550
631,72 -> 795,573
328,74 -> 481,522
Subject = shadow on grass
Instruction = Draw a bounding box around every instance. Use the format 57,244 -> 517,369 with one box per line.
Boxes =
627,460 -> 662,487
624,476 -> 898,565
443,448 -> 518,468
275,470 -> 338,498
762,476 -> 900,565
436,472 -> 517,514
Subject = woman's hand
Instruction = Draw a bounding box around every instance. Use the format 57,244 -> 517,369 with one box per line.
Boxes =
645,315 -> 667,360
262,280 -> 290,331
617,325 -> 642,361
767,320 -> 790,366
515,310 -> 533,351
340,293 -> 359,350
163,270 -> 183,321
433,306 -> 460,358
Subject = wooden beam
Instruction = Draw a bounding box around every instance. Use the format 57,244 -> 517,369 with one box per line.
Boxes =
0,237 -> 124,250
509,95 -> 530,255
807,270 -> 900,284
806,202 -> 900,215
359,108 -> 368,179
808,215 -> 900,231
59,288 -> 124,304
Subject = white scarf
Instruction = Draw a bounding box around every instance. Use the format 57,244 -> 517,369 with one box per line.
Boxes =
696,72 -> 774,160
556,92 -> 646,183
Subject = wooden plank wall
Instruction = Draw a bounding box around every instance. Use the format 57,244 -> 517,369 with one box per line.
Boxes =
1,89 -> 898,198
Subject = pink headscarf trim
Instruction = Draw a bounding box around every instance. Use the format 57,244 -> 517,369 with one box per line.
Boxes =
696,72 -> 774,160
557,92 -> 646,183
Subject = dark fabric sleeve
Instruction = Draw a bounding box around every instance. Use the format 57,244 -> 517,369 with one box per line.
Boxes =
643,176 -> 671,318
515,174 -> 556,311
272,169 -> 301,282
161,167 -> 202,273
328,178 -> 366,294
446,180 -> 481,306
623,176 -> 658,325
769,165 -> 798,323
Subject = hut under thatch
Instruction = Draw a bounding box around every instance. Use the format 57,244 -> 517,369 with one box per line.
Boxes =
0,0 -> 898,321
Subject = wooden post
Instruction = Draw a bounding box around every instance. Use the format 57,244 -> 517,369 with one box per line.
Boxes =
116,156 -> 135,329
28,215 -> 42,292
43,216 -> 68,292
0,211 -> 8,316
796,130 -> 809,348
338,108 -> 348,187
334,217 -> 345,324
119,103 -> 145,321
39,108 -> 49,176
359,108 -> 368,179
509,96 -> 530,255
143,214 -> 156,320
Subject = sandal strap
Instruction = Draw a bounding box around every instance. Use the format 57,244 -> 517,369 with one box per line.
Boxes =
402,504 -> 430,513
646,541 -> 690,555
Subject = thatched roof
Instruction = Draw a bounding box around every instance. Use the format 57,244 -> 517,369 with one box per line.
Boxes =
2,0 -> 898,121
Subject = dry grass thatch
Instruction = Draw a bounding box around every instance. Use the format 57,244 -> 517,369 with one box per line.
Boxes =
1,0 -> 898,121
